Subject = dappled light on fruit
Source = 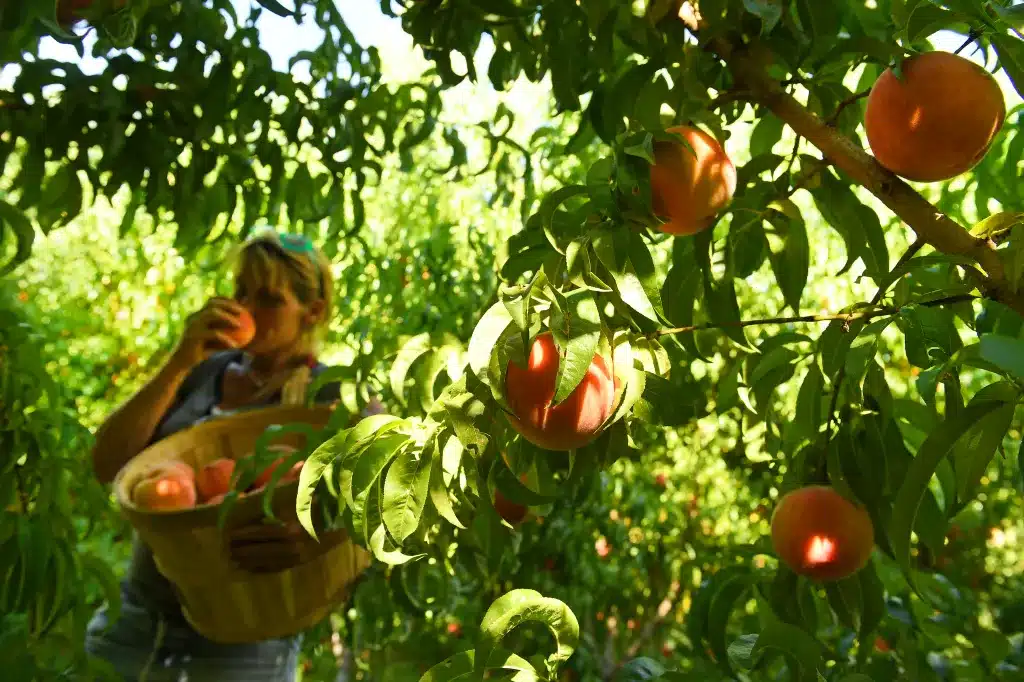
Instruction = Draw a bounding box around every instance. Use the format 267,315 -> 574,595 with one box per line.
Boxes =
805,535 -> 837,566
909,106 -> 922,131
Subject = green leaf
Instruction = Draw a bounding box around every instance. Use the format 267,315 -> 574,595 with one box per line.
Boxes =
972,629 -> 1011,666
905,4 -> 971,43
419,649 -> 477,681
434,379 -> 491,456
382,446 -> 433,543
492,460 -> 556,506
429,444 -> 465,530
37,165 -> 83,234
951,383 -> 1017,501
593,230 -> 664,324
549,292 -> 602,406
419,648 -> 538,682
750,347 -> 798,388
889,391 -> 1017,589
825,575 -> 863,631
728,215 -> 768,279
857,561 -> 886,650
391,333 -> 432,406
0,200 -> 34,277
607,335 -> 645,425
810,175 -> 888,279
792,364 -> 825,443
296,428 -> 353,539
635,72 -> 671,132
727,634 -> 759,670
994,3 -> 1024,29
415,345 -> 455,414
468,302 -> 514,379
749,112 -> 785,156
538,185 -> 589,251
475,589 -> 579,676
979,334 -> 1024,381
623,133 -> 656,165
614,658 -> 666,681
749,607 -> 826,681
661,239 -> 704,358
765,200 -> 809,311
369,523 -> 426,565
819,316 -> 867,379
704,274 -> 751,350
707,571 -> 753,676
350,434 -> 410,506
742,0 -> 784,34
969,211 -> 1024,241
256,0 -> 295,18
80,552 -> 121,629
896,304 -> 961,368
633,372 -> 701,427
795,0 -> 842,38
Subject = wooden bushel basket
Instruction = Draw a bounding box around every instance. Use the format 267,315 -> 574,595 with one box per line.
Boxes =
113,405 -> 372,644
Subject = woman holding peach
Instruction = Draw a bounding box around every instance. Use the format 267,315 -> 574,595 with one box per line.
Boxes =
85,229 -> 344,681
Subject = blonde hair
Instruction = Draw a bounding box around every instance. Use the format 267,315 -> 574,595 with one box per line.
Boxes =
234,230 -> 334,405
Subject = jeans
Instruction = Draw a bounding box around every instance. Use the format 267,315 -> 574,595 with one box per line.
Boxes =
84,598 -> 302,682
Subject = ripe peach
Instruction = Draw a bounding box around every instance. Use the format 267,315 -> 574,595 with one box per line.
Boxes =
770,486 -> 875,581
196,458 -> 235,501
211,308 -> 256,349
505,332 -> 615,451
494,490 -> 528,525
649,125 -> 737,236
132,473 -> 197,511
139,460 -> 195,483
864,51 -> 1005,182
252,453 -> 304,489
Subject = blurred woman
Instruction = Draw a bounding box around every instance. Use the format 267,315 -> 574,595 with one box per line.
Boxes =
86,229 -> 344,682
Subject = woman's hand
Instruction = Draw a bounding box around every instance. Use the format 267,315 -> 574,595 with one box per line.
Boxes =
171,297 -> 249,370
227,521 -> 345,574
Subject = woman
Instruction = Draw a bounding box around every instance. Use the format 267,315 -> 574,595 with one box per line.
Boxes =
86,229 -> 345,682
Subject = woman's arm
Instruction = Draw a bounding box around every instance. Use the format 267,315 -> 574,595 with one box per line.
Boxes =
90,355 -> 193,484
91,297 -> 250,484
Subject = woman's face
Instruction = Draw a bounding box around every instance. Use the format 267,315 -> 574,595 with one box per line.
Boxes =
233,265 -> 314,357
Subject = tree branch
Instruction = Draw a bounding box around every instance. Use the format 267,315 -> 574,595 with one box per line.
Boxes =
706,38 -> 1024,317
657,293 -> 976,337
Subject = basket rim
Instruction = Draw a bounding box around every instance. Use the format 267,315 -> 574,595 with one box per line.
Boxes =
114,403 -> 335,514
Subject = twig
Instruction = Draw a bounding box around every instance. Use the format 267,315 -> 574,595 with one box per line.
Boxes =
823,239 -> 928,448
656,293 -> 976,337
782,134 -> 801,178
954,29 -> 981,56
870,237 -> 925,305
824,88 -> 871,127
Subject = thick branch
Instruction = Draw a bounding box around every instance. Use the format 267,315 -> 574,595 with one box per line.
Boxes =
708,38 -> 1024,317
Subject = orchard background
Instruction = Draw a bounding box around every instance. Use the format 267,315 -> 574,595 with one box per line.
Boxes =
4,0 -> 1024,680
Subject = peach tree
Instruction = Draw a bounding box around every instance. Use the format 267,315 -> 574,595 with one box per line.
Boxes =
298,0 -> 1024,680
3,0 -> 1024,681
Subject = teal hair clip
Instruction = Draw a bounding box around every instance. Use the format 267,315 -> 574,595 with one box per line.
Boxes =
250,225 -> 315,257
279,232 -> 315,255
